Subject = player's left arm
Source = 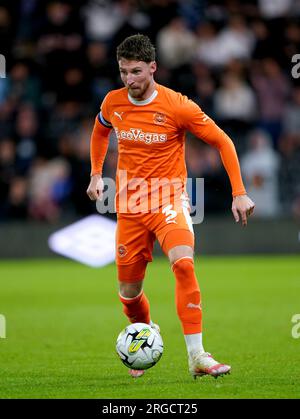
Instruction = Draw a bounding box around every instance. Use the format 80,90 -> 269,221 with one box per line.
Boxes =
177,97 -> 255,226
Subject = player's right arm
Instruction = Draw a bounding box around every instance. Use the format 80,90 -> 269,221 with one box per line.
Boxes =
86,107 -> 112,201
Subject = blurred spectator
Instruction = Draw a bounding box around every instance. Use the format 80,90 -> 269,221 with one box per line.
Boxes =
57,66 -> 89,103
196,15 -> 254,68
213,70 -> 257,154
0,139 -> 16,218
14,104 -> 39,174
107,1 -> 150,56
217,15 -> 255,64
144,0 -> 179,41
15,0 -> 45,42
6,60 -> 41,108
156,17 -> 197,69
7,176 -> 28,219
195,22 -> 223,68
83,0 -> 149,45
178,0 -> 203,30
250,58 -> 291,146
36,1 -> 85,94
258,0 -> 293,19
241,129 -> 280,217
282,20 -> 300,67
83,0 -> 129,42
85,41 -> 115,109
192,61 -> 216,116
214,71 -> 257,123
45,101 -> 83,157
186,137 -> 206,179
28,157 -> 71,222
282,86 -> 300,136
278,133 -> 300,216
251,19 -> 278,61
0,100 -> 14,138
0,6 -> 14,61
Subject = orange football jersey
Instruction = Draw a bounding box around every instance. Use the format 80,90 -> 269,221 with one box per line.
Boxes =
93,83 -> 246,212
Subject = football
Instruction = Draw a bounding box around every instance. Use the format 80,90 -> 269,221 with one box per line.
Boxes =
116,322 -> 164,370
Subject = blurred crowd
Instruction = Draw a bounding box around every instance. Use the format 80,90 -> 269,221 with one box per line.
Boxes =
0,0 -> 300,222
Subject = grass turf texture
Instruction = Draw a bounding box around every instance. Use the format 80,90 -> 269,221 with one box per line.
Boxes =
0,256 -> 299,399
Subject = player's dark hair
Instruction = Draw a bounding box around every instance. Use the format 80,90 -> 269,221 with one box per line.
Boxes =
116,34 -> 156,63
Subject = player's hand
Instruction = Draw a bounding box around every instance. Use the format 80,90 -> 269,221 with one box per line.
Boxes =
86,174 -> 104,201
232,194 -> 255,227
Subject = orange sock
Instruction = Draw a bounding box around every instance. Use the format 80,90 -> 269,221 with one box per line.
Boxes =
172,257 -> 202,334
119,291 -> 151,324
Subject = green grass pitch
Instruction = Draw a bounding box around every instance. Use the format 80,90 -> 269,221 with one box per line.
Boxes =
0,256 -> 299,399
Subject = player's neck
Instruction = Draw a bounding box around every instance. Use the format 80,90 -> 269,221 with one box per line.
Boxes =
142,80 -> 156,101
131,80 -> 156,102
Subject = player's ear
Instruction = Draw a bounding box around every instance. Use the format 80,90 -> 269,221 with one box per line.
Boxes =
149,61 -> 157,75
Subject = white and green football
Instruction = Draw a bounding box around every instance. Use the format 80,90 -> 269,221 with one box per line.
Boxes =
116,322 -> 163,370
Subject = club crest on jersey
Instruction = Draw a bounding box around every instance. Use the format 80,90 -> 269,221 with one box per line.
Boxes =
153,112 -> 166,125
118,244 -> 127,258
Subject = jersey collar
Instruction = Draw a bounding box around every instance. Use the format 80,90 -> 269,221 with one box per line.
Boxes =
128,89 -> 158,106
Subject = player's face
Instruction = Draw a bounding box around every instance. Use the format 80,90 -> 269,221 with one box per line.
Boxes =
118,58 -> 157,100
